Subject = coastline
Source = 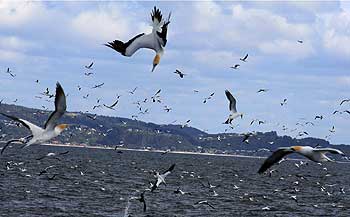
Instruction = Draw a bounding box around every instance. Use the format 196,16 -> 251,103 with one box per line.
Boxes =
1,142 -> 348,163
39,143 -> 265,159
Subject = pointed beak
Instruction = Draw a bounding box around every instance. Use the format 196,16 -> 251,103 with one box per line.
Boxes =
151,64 -> 157,72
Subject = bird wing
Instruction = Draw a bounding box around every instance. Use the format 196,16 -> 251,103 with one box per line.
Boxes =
161,164 -> 175,178
314,148 -> 345,156
110,100 -> 119,108
1,113 -> 43,137
143,199 -> 147,212
225,90 -> 237,113
124,33 -> 156,56
258,148 -> 293,173
151,7 -> 163,32
44,82 -> 66,130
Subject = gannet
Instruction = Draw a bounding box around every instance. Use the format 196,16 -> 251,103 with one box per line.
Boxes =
151,164 -> 175,192
224,90 -> 243,124
105,7 -> 171,72
258,146 -> 345,174
1,82 -> 68,154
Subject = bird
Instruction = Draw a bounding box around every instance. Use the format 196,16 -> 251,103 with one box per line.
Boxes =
85,61 -> 94,69
174,188 -> 191,195
340,99 -> 350,106
164,106 -> 172,112
258,146 -> 345,174
136,191 -> 147,212
230,64 -> 240,69
105,7 -> 171,72
0,82 -> 68,154
257,89 -> 268,93
92,83 -> 104,89
151,164 -> 175,192
36,151 -> 69,161
84,72 -> 94,76
174,69 -> 185,78
280,99 -> 287,106
128,87 -> 137,95
224,90 -> 243,124
38,165 -> 56,176
5,68 -> 16,77
242,133 -> 253,144
240,54 -> 248,62
297,40 -> 303,43
181,120 -> 191,128
194,200 -> 215,209
103,100 -> 119,110
332,110 -> 341,115
315,115 -> 323,120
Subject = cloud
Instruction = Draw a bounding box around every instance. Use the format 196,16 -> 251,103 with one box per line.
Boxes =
258,39 -> 314,59
192,50 -> 238,68
70,4 -> 149,44
320,10 -> 350,57
0,1 -> 47,28
0,49 -> 25,62
0,36 -> 38,51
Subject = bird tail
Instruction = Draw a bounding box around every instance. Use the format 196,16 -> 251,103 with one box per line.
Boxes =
105,40 -> 126,56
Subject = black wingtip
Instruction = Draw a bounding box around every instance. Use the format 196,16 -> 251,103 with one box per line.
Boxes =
169,164 -> 176,171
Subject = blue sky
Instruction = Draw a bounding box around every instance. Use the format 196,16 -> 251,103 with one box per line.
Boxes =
0,1 -> 350,144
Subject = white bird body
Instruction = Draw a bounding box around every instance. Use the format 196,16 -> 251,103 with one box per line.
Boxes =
151,164 -> 175,192
224,90 -> 243,124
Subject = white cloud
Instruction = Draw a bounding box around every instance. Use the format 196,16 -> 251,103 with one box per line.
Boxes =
0,36 -> 38,51
71,7 -> 130,43
321,10 -> 350,57
0,49 -> 25,61
192,50 -> 238,68
0,1 -> 47,27
70,4 -> 148,44
187,3 -> 315,59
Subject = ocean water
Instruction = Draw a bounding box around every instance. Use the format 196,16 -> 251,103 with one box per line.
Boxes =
0,145 -> 349,217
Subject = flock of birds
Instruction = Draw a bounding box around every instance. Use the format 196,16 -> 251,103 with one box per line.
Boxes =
1,6 -> 349,215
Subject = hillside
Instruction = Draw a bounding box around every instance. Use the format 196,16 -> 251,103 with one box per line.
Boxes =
0,103 -> 349,157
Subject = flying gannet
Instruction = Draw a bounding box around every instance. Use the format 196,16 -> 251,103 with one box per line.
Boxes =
1,82 -> 68,154
105,7 -> 171,72
258,146 -> 345,174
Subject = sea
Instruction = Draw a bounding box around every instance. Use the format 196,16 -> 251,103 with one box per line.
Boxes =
0,144 -> 349,217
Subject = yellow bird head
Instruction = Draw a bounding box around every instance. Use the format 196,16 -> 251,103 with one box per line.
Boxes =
55,124 -> 68,133
152,53 -> 161,72
291,146 -> 303,152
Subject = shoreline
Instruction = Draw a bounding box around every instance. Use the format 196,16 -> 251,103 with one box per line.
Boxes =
2,142 -> 348,163
39,143 -> 265,159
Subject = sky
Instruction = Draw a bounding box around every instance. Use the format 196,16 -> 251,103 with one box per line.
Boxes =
0,1 -> 350,144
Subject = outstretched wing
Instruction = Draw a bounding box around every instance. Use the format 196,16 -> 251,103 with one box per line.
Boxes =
124,33 -> 156,56
1,113 -> 43,136
314,148 -> 345,156
225,90 -> 237,113
151,7 -> 163,32
258,148 -> 293,174
161,164 -> 175,178
44,82 -> 66,130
